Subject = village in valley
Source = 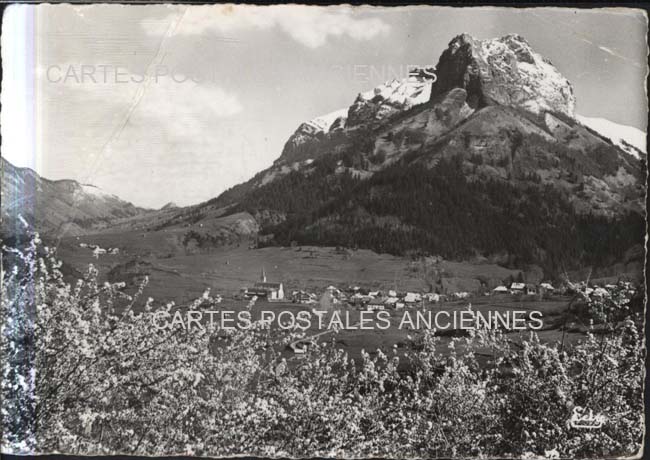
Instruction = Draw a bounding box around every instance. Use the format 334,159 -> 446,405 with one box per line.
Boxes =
69,237 -> 633,327
230,265 -> 637,356
63,236 -> 639,361
240,265 -> 619,310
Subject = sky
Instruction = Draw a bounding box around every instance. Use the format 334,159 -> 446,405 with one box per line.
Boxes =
1,4 -> 648,208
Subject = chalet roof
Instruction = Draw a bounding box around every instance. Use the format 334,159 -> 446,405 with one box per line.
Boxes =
510,283 -> 525,290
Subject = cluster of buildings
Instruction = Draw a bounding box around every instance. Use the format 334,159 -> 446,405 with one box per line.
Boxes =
492,282 -> 556,296
291,286 -> 469,310
78,242 -> 119,257
567,281 -> 632,298
241,269 -> 563,307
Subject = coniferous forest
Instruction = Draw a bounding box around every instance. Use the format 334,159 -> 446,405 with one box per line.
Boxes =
230,153 -> 644,272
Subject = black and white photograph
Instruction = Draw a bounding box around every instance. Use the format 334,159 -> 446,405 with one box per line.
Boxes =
0,4 -> 647,458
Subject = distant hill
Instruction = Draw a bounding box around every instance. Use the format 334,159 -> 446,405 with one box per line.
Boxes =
1,156 -> 145,237
160,202 -> 177,211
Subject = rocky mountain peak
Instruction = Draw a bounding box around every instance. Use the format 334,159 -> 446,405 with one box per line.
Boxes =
346,70 -> 435,127
248,33 -> 642,220
431,34 -> 576,118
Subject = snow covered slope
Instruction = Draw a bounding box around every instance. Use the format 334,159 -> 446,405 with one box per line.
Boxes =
306,108 -> 348,132
277,70 -> 436,165
347,73 -> 434,126
576,115 -> 646,159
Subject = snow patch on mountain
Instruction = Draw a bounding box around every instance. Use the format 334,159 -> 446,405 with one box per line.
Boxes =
576,115 -> 646,159
306,108 -> 348,133
347,74 -> 434,126
301,74 -> 435,135
358,75 -> 432,109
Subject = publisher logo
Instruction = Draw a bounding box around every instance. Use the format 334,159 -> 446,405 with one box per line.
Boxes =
569,406 -> 606,429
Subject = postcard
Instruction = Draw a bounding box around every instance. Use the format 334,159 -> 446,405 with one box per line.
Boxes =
1,4 -> 647,458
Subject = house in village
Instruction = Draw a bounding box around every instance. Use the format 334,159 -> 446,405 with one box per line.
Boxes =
384,297 -> 399,308
493,285 -> 509,294
525,284 -> 538,296
326,285 -> 347,301
404,292 -> 421,304
245,268 -> 284,301
366,300 -> 385,311
350,292 -> 373,306
539,283 -> 555,295
423,293 -> 440,302
510,282 -> 526,294
292,290 -> 317,304
326,285 -> 341,295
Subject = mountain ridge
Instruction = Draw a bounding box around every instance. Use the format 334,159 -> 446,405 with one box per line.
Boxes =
1,156 -> 146,237
207,34 -> 644,213
189,33 -> 645,273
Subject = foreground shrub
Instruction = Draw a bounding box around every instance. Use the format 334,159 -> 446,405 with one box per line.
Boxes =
1,235 -> 644,458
